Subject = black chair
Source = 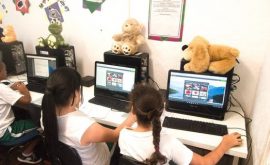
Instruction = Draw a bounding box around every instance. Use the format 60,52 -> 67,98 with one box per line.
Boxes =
52,141 -> 82,165
110,142 -> 145,165
118,155 -> 146,165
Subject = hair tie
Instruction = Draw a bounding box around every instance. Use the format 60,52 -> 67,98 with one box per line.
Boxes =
45,89 -> 53,95
155,146 -> 159,152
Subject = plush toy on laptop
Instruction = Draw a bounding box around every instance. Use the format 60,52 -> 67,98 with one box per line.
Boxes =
38,20 -> 65,49
112,18 -> 145,55
1,25 -> 17,43
182,36 -> 239,75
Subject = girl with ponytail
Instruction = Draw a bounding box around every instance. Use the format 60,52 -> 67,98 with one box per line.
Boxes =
119,84 -> 242,165
42,67 -> 136,165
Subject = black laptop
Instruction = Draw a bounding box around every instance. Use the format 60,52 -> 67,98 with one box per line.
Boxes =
88,61 -> 138,113
25,54 -> 57,93
166,70 -> 233,120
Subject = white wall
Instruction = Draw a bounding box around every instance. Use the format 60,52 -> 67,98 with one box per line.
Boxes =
250,54 -> 270,165
2,0 -> 270,164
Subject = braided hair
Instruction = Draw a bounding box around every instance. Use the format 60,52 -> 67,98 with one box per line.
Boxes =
130,84 -> 167,165
42,67 -> 81,163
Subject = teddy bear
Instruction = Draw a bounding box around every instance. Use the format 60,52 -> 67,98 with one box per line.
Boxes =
1,25 -> 17,43
112,18 -> 145,55
182,36 -> 239,75
38,20 -> 65,49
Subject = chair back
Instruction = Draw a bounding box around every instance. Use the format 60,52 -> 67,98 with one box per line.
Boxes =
118,155 -> 145,165
54,141 -> 82,165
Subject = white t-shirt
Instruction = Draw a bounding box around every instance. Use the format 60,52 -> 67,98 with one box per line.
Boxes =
119,128 -> 193,165
57,110 -> 110,165
0,83 -> 23,138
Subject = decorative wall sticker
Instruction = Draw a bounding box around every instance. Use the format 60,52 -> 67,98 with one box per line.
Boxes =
45,2 -> 64,23
83,0 -> 105,13
15,0 -> 30,15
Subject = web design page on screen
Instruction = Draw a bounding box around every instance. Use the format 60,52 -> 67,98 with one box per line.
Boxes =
96,64 -> 135,92
169,72 -> 227,107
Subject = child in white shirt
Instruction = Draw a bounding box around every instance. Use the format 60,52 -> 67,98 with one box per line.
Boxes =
119,84 -> 242,165
0,61 -> 42,164
42,67 -> 136,165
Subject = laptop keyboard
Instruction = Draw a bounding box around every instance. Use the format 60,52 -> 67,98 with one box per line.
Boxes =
162,117 -> 228,136
26,84 -> 45,93
89,97 -> 130,113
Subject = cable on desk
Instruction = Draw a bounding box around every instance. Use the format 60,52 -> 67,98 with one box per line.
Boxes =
228,94 -> 252,126
245,130 -> 252,165
148,76 -> 160,90
227,74 -> 253,164
227,127 -> 246,132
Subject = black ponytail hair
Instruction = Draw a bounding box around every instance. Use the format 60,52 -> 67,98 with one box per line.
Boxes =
130,84 -> 167,165
42,67 -> 81,162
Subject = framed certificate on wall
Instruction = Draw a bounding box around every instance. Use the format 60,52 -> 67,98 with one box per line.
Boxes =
148,0 -> 186,42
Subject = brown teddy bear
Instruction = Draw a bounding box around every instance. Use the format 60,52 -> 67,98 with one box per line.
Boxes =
1,25 -> 17,43
182,36 -> 239,74
112,18 -> 145,55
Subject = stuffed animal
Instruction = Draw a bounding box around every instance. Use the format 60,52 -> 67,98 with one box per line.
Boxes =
112,18 -> 145,55
111,41 -> 123,54
182,36 -> 239,75
38,20 -> 65,49
1,25 -> 17,43
121,41 -> 138,55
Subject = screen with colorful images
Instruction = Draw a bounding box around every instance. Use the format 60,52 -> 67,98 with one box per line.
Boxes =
168,71 -> 227,108
96,62 -> 136,93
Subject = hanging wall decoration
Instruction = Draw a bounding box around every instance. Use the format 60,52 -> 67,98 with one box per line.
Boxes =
83,0 -> 105,13
14,0 -> 30,15
58,0 -> 70,12
40,0 -> 69,12
45,2 -> 64,23
39,0 -> 47,8
0,1 -> 8,13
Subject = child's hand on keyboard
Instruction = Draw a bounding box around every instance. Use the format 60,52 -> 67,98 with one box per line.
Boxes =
221,132 -> 242,149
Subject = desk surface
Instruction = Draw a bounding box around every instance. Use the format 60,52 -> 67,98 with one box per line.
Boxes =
8,75 -> 248,159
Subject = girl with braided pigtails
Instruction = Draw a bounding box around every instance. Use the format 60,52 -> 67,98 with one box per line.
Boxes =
118,84 -> 242,165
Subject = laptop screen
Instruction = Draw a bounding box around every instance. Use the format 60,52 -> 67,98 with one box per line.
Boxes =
26,54 -> 57,78
95,62 -> 137,100
166,70 -> 232,120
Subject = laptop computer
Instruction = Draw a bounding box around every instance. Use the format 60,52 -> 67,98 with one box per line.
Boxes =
88,61 -> 138,113
25,54 -> 57,93
166,70 -> 233,120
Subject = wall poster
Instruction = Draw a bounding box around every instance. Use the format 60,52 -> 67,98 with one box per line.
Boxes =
148,0 -> 186,42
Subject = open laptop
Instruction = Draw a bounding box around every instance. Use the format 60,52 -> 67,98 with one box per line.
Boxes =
25,54 -> 57,93
88,61 -> 138,113
166,70 -> 233,120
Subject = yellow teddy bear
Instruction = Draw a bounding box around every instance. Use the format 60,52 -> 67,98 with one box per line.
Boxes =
1,25 -> 17,43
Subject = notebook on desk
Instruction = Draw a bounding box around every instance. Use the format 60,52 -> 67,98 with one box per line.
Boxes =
88,61 -> 138,113
163,70 -> 233,136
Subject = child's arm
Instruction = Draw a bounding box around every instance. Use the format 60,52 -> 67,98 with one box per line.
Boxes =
190,132 -> 242,165
80,112 -> 136,145
10,81 -> 31,104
